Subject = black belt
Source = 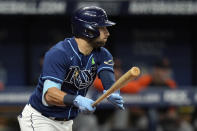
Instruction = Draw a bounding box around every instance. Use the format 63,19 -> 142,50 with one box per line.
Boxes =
48,117 -> 68,121
42,114 -> 68,121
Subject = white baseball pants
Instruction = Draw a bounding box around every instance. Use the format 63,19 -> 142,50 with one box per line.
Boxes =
17,104 -> 73,131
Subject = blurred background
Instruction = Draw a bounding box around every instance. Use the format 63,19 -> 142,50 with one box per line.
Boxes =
0,0 -> 197,131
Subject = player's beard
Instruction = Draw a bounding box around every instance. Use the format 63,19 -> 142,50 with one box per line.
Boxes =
89,38 -> 107,49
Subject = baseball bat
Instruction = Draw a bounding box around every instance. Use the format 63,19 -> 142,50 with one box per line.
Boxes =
92,66 -> 140,107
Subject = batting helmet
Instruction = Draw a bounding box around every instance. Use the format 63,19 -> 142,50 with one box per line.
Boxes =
71,6 -> 116,39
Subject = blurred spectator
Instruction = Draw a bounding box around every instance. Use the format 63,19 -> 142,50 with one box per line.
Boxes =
94,57 -> 177,95
0,62 -> 7,90
93,57 -> 180,131
143,57 -> 176,89
122,57 -> 177,92
94,57 -> 142,93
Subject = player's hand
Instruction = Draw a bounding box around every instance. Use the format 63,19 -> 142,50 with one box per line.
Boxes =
73,95 -> 96,113
103,90 -> 125,110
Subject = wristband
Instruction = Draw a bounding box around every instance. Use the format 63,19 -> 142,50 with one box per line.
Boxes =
63,94 -> 77,105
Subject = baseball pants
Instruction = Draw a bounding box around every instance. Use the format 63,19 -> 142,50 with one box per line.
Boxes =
17,104 -> 73,131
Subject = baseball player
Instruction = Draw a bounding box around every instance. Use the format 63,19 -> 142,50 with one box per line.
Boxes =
17,6 -> 124,131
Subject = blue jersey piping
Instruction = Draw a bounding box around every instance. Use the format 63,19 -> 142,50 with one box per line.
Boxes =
85,54 -> 93,69
67,40 -> 83,66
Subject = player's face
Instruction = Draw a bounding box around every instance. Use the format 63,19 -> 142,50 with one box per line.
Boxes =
91,27 -> 110,48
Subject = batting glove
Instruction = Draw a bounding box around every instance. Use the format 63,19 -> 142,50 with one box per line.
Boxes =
73,95 -> 96,113
103,90 -> 125,110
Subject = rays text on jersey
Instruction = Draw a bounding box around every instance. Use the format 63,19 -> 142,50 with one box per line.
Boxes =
64,66 -> 97,89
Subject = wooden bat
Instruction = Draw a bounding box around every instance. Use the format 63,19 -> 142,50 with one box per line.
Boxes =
92,66 -> 140,107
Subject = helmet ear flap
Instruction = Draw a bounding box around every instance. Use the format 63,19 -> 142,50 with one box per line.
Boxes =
71,18 -> 100,39
83,24 -> 100,39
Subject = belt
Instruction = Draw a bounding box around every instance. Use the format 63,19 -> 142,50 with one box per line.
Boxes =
42,114 -> 68,121
28,104 -> 68,121
48,117 -> 68,121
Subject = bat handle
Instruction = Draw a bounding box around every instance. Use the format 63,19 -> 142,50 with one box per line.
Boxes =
92,89 -> 111,107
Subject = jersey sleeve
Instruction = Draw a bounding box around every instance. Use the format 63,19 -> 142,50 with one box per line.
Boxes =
97,47 -> 114,74
41,48 -> 69,84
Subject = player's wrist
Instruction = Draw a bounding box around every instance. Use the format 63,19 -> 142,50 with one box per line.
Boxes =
63,94 -> 77,105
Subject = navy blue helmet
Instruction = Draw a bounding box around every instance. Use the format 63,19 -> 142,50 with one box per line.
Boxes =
71,6 -> 116,39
